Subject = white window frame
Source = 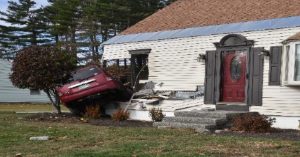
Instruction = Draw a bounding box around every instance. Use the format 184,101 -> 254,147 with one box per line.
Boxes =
282,41 -> 300,86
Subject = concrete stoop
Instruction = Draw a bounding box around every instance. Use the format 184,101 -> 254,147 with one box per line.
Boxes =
153,110 -> 248,133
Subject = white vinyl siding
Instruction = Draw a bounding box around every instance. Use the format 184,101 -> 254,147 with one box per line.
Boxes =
0,60 -> 49,103
251,57 -> 300,117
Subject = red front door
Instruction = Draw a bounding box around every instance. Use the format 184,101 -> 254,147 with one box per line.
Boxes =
222,51 -> 247,102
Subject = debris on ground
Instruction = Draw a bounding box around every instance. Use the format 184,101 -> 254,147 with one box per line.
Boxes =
130,82 -> 205,108
15,153 -> 22,157
29,136 -> 49,141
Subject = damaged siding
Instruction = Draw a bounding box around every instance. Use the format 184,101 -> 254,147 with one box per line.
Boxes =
103,27 -> 300,91
251,58 -> 300,116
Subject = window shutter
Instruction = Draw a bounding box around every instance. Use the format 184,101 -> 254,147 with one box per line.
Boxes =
248,47 -> 264,106
269,46 -> 282,85
204,51 -> 216,104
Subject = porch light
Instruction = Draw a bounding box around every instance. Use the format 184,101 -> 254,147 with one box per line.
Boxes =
197,54 -> 206,62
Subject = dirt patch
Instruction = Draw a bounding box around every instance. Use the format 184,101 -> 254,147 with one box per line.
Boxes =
218,129 -> 300,141
24,113 -> 153,128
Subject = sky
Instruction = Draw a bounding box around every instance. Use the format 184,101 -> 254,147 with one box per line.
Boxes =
0,0 -> 49,25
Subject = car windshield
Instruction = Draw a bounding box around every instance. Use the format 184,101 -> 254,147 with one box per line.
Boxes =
72,67 -> 101,81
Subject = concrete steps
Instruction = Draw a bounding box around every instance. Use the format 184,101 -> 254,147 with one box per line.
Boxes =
162,117 -> 227,125
174,111 -> 228,118
153,121 -> 215,132
154,110 -> 248,133
216,104 -> 249,111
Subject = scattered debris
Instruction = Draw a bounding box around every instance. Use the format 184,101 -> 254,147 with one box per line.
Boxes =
214,130 -> 224,134
29,136 -> 49,141
15,153 -> 22,157
134,89 -> 155,97
129,82 -> 205,110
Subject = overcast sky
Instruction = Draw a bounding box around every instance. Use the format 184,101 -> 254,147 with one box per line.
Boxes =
0,0 -> 49,25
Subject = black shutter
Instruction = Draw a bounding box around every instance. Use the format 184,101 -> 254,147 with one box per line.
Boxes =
214,50 -> 222,103
269,46 -> 282,85
204,51 -> 216,104
248,47 -> 264,106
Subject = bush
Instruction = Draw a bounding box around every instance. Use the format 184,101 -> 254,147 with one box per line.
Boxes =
231,113 -> 276,133
149,108 -> 165,122
84,104 -> 101,119
10,46 -> 76,113
112,109 -> 130,121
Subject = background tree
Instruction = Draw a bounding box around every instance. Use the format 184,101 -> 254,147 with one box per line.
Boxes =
44,0 -> 176,62
0,0 -> 49,59
10,46 -> 77,113
0,0 -> 176,61
45,0 -> 82,55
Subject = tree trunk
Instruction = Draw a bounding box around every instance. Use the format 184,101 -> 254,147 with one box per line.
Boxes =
71,28 -> 77,58
44,89 -> 62,114
90,35 -> 96,61
55,35 -> 59,44
94,34 -> 100,61
31,30 -> 37,46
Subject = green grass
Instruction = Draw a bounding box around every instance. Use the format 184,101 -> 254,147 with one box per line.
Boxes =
0,113 -> 299,157
0,103 -> 69,112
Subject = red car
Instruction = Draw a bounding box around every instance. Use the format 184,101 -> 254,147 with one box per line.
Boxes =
56,65 -> 131,114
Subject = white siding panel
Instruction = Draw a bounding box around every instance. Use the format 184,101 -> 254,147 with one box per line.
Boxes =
251,58 -> 300,117
0,60 -> 49,103
104,27 -> 300,92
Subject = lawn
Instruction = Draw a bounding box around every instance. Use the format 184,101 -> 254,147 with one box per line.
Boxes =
0,112 -> 299,157
0,103 -> 69,113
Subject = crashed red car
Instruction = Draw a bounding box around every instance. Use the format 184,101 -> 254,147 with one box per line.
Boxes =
56,65 -> 131,114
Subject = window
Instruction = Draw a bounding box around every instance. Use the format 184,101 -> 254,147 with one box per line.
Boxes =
72,66 -> 101,81
230,56 -> 242,81
30,89 -> 41,95
283,42 -> 300,85
131,54 -> 149,81
129,49 -> 151,87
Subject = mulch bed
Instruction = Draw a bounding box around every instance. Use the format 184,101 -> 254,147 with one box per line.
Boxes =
24,113 -> 153,128
217,129 -> 300,141
24,113 -> 299,141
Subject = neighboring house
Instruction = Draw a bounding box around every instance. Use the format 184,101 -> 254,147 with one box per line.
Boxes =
0,59 -> 49,103
102,0 -> 300,129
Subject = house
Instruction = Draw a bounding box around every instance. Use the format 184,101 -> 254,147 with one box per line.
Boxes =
0,59 -> 49,103
102,0 -> 300,129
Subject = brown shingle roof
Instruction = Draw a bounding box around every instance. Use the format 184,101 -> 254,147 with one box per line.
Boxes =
286,32 -> 300,41
122,0 -> 300,35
